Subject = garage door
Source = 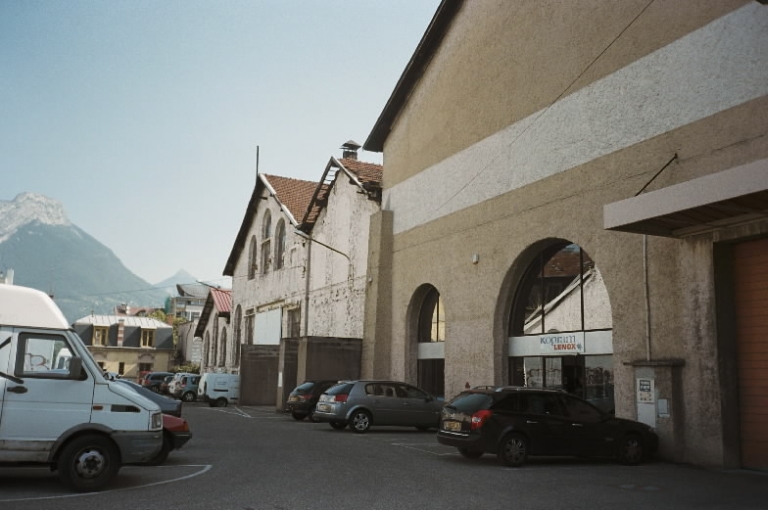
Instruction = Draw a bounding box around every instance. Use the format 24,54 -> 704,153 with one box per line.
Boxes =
733,238 -> 768,470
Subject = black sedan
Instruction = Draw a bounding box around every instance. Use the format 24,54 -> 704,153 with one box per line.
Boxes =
438,386 -> 657,466
113,378 -> 182,417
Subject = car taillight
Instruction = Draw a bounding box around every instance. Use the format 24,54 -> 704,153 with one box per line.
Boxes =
332,394 -> 349,403
470,410 -> 493,430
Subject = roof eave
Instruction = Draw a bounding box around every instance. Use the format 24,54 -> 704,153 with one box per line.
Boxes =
363,0 -> 463,153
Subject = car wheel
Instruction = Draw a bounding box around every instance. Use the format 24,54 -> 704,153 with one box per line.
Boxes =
349,410 -> 372,433
182,392 -> 196,402
146,434 -> 172,466
497,432 -> 528,467
215,397 -> 228,408
57,434 -> 120,492
617,434 -> 645,465
291,411 -> 306,421
458,448 -> 484,459
330,421 -> 347,430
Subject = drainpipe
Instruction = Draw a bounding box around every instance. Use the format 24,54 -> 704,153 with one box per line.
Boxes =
304,240 -> 312,337
643,235 -> 651,361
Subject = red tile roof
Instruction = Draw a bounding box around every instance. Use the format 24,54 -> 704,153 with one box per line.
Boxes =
339,158 -> 383,186
262,174 -> 317,223
210,288 -> 232,314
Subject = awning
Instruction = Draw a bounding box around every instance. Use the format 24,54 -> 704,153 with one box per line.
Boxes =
604,158 -> 768,237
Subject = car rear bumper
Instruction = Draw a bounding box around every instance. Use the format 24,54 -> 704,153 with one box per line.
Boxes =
437,431 -> 487,451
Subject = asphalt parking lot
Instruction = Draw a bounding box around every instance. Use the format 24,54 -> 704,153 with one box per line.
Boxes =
1,403 -> 766,510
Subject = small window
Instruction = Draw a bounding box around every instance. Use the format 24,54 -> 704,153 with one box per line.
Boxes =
248,236 -> 258,280
93,326 -> 108,346
118,362 -> 125,376
275,219 -> 286,269
141,329 -> 155,348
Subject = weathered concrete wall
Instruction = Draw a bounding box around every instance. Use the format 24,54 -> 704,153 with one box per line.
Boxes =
240,344 -> 280,405
366,0 -> 768,468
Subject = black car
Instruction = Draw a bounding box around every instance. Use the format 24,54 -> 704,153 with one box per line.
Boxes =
113,378 -> 182,417
437,386 -> 658,466
285,380 -> 339,421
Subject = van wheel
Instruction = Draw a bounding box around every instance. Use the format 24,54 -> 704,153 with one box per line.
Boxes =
182,392 -> 196,402
57,435 -> 120,492
146,434 -> 172,466
215,397 -> 228,407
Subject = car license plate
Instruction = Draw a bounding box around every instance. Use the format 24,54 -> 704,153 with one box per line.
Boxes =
317,403 -> 331,413
443,420 -> 462,432
288,396 -> 299,402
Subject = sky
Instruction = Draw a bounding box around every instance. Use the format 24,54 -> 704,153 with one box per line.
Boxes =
0,0 -> 440,286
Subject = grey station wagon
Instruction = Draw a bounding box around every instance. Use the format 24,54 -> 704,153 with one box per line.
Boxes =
313,380 -> 443,433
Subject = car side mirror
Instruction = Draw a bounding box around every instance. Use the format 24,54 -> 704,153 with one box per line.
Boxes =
67,357 -> 83,380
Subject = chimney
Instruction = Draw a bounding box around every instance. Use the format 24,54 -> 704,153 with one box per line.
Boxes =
341,140 -> 361,160
117,319 -> 125,347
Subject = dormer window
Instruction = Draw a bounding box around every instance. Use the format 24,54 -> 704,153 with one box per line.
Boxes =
141,329 -> 155,348
93,326 -> 108,346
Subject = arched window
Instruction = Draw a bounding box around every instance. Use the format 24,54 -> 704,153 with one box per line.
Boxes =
275,219 -> 286,269
220,328 -> 228,366
234,305 -> 242,366
261,211 -> 272,273
508,242 -> 613,410
248,236 -> 257,279
203,332 -> 210,369
419,287 -> 445,342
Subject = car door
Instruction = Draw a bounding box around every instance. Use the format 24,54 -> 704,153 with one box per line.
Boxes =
364,383 -> 400,425
396,384 -> 439,427
0,330 -> 93,457
517,393 -> 573,455
559,394 -> 612,457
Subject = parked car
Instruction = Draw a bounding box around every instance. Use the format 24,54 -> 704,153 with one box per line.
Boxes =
114,379 -> 182,417
172,375 -> 201,402
285,380 -> 339,421
166,372 -> 194,397
313,380 -> 443,433
198,373 -> 240,407
145,414 -> 192,466
138,371 -> 174,393
159,375 -> 174,395
437,386 -> 658,466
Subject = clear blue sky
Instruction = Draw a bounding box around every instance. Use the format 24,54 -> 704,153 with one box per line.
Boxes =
0,0 -> 440,286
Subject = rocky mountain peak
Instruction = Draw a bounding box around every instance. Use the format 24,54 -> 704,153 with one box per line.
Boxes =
0,193 -> 71,243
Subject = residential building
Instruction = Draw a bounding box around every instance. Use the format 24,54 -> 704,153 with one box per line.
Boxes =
196,287 -> 233,373
362,0 -> 768,470
73,314 -> 174,379
168,283 -> 208,322
224,143 -> 382,405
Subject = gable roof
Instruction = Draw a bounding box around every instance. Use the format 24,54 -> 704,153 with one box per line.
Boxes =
364,0 -> 462,152
74,315 -> 171,329
176,283 -> 209,299
223,173 -> 316,276
300,157 -> 383,231
194,288 -> 232,337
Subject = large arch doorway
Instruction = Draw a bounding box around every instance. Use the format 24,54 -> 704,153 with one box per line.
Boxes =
413,284 -> 445,398
508,242 -> 614,412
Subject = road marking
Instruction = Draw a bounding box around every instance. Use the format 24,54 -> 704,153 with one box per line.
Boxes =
0,464 -> 212,503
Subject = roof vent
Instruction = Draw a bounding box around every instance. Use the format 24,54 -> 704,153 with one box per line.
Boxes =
341,140 -> 361,160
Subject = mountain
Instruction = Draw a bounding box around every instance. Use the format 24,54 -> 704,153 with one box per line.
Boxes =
0,193 -> 170,323
153,269 -> 198,295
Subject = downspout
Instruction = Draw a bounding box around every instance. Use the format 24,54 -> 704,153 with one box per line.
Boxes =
303,240 -> 311,337
643,234 -> 651,361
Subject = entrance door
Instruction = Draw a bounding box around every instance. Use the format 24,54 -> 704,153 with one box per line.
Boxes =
733,238 -> 768,470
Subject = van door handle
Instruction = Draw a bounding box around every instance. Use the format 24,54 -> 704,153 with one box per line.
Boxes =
7,386 -> 28,394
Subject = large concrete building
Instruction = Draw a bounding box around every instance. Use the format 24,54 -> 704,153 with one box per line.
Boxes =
362,0 -> 768,470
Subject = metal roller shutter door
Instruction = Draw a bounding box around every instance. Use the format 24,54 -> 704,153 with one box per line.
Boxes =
733,238 -> 768,470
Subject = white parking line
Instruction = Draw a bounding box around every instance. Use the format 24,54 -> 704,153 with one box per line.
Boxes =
0,464 -> 212,503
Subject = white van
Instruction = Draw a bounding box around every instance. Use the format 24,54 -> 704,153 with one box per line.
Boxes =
0,284 -> 163,491
198,372 -> 239,407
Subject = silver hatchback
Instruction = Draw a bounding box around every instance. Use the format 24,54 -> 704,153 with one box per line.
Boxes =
313,380 -> 443,433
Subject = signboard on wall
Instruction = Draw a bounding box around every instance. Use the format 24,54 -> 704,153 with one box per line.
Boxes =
539,332 -> 585,354
254,308 -> 282,345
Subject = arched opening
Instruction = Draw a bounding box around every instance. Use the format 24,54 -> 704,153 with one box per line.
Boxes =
203,332 -> 210,370
275,219 -> 286,269
248,236 -> 257,279
261,210 -> 272,273
412,284 -> 445,398
220,328 -> 228,367
234,305 -> 242,366
508,242 -> 614,412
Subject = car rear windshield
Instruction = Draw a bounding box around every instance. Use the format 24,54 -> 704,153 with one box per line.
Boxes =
325,383 -> 354,395
447,392 -> 494,412
293,382 -> 315,394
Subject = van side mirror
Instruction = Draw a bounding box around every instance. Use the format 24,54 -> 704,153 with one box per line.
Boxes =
67,357 -> 83,380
